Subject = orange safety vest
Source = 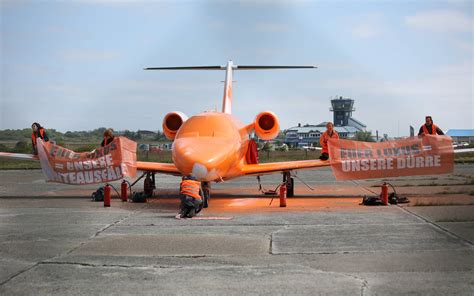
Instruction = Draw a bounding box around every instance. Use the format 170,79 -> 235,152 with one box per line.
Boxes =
31,128 -> 45,145
103,136 -> 114,146
422,124 -> 438,135
320,130 -> 339,154
180,179 -> 202,200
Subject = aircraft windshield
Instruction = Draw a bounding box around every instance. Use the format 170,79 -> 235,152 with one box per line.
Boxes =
177,115 -> 236,138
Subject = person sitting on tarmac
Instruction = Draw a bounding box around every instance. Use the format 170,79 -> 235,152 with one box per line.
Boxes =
101,129 -> 115,147
31,122 -> 49,155
178,175 -> 203,218
319,122 -> 339,161
418,116 -> 444,136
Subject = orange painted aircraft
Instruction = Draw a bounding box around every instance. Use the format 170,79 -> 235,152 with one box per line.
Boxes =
0,61 -> 332,205
136,61 -> 331,203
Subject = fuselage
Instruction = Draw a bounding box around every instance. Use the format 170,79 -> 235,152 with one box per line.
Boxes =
172,112 -> 250,182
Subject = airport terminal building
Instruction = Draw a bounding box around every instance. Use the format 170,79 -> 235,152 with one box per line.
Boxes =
284,97 -> 367,148
446,129 -> 474,144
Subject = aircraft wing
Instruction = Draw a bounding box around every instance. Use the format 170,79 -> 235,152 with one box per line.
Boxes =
241,159 -> 331,176
0,152 -> 181,175
136,161 -> 181,175
454,148 -> 474,153
0,152 -> 38,161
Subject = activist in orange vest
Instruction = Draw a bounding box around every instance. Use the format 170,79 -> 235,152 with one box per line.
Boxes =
319,122 -> 339,161
178,175 -> 203,218
31,122 -> 49,155
418,116 -> 444,136
101,129 -> 115,147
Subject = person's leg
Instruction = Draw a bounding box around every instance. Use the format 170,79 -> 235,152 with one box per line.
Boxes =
194,199 -> 203,214
185,198 -> 203,218
179,195 -> 193,218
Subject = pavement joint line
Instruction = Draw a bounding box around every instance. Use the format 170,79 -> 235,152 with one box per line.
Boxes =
112,222 -> 427,228
0,207 -> 146,287
269,225 -> 289,255
396,205 -> 474,248
269,248 -> 472,255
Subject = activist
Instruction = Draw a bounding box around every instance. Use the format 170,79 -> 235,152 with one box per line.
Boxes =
31,122 -> 49,155
418,116 -> 444,136
319,122 -> 339,161
101,129 -> 115,147
178,175 -> 203,218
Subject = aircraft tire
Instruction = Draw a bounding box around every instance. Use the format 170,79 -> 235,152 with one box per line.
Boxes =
287,177 -> 294,197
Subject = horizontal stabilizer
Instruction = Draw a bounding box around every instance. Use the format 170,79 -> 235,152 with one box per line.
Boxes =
144,66 -> 222,70
144,65 -> 317,71
236,65 -> 317,70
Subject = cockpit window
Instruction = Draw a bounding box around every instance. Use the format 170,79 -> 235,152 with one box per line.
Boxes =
177,115 -> 236,138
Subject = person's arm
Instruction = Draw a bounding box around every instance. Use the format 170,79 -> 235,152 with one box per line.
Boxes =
319,134 -> 324,147
42,130 -> 49,142
418,126 -> 424,136
101,139 -> 105,147
436,127 -> 444,135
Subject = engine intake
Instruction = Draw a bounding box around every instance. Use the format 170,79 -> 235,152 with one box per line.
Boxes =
254,111 -> 280,140
163,112 -> 188,140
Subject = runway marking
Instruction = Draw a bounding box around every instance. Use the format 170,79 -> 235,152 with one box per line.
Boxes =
175,215 -> 233,220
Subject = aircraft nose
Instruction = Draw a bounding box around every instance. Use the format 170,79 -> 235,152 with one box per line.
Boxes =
172,137 -> 239,181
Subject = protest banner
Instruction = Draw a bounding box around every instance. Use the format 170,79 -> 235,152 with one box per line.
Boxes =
328,135 -> 454,180
37,137 -> 137,185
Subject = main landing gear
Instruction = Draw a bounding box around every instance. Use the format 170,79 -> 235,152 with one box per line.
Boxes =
283,171 -> 294,197
143,172 -> 156,197
129,171 -> 156,198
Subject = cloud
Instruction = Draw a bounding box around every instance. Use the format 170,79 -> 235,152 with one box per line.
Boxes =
405,10 -> 473,33
59,50 -> 120,62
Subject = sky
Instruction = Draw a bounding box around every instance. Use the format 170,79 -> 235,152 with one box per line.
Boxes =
1,0 -> 472,137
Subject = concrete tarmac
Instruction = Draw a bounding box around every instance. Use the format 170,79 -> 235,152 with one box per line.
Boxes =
0,167 -> 473,295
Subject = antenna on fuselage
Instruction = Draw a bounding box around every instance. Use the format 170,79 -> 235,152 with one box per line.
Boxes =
144,61 -> 317,115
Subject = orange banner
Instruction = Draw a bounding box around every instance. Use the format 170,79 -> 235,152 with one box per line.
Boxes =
328,135 -> 454,180
37,137 -> 137,185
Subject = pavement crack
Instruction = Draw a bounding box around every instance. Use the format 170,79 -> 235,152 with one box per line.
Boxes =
349,274 -> 369,296
397,205 -> 474,247
0,263 -> 39,287
63,209 -> 142,256
304,265 -> 369,295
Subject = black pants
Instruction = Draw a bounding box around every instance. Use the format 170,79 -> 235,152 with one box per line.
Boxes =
179,195 -> 203,218
319,152 -> 329,161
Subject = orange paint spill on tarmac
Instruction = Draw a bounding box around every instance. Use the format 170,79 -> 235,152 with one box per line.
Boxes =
148,196 -> 370,214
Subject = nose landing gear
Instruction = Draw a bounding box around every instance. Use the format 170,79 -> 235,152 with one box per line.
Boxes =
202,181 -> 211,208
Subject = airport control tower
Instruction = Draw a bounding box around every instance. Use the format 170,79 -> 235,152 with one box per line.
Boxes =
330,96 -> 355,127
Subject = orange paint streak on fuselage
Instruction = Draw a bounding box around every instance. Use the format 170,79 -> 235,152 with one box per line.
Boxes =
172,112 -> 250,182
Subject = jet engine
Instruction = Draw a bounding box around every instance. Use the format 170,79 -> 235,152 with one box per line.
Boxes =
254,111 -> 280,140
162,112 -> 188,140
